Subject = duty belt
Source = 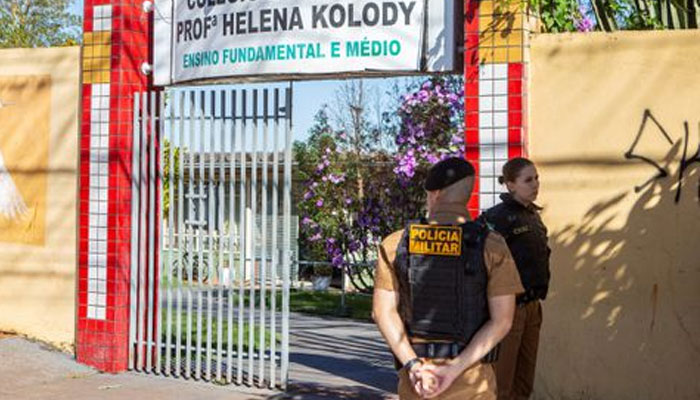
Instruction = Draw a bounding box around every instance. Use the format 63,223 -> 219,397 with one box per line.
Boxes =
411,342 -> 499,363
412,342 -> 464,359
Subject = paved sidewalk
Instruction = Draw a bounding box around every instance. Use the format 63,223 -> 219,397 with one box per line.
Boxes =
0,337 -> 272,400
286,313 -> 397,399
0,313 -> 398,400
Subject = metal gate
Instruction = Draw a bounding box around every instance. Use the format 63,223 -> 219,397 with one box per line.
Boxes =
128,86 -> 293,389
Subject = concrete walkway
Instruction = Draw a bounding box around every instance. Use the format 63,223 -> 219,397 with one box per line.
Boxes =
286,313 -> 397,399
0,313 -> 398,400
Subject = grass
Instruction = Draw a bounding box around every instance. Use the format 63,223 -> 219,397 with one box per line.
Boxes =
161,309 -> 280,353
231,288 -> 374,321
289,289 -> 373,321
159,286 -> 374,336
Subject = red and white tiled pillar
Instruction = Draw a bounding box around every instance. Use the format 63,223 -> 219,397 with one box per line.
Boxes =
77,1 -> 153,372
465,0 -> 533,216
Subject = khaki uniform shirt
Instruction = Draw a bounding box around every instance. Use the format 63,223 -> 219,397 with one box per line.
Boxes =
375,202 -> 523,400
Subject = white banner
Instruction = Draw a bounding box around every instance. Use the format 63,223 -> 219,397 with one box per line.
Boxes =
171,0 -> 428,83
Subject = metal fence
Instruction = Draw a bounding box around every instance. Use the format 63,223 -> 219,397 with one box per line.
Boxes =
128,86 -> 293,389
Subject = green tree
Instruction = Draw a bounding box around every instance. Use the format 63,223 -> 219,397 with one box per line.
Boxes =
295,77 -> 465,293
162,138 -> 182,219
0,0 -> 81,48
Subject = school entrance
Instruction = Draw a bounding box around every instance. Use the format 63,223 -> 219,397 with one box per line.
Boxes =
75,0 -> 530,393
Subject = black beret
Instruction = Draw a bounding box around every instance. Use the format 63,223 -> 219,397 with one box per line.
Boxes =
423,157 -> 475,191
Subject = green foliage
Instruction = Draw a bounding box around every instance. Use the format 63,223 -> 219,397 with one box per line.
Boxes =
288,290 -> 373,321
162,139 -> 182,218
519,0 -> 700,32
529,0 -> 582,31
295,77 -> 465,293
0,0 -> 82,48
294,86 -> 405,293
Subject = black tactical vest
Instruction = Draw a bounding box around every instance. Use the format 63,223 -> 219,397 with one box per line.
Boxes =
480,193 -> 551,300
395,220 -> 491,345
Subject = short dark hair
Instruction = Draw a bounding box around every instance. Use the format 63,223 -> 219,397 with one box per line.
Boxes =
498,157 -> 534,185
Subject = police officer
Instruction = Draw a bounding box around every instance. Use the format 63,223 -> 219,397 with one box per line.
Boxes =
373,157 -> 524,399
479,157 -> 551,400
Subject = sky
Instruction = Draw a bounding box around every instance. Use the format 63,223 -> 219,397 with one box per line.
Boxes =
68,0 -> 424,143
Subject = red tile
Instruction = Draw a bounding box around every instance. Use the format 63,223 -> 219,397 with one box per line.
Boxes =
83,4 -> 93,20
465,146 -> 479,162
508,112 -> 522,128
508,127 -> 522,144
114,213 -> 131,227
465,64 -> 479,83
465,129 -> 479,146
78,254 -> 88,270
114,227 -> 131,242
508,144 -> 524,159
508,80 -> 522,95
465,33 -> 479,49
465,113 -> 479,129
464,49 -> 479,70
465,97 -> 478,113
465,0 -> 479,31
468,196 -> 479,210
508,96 -> 522,111
465,81 -> 479,97
508,63 -> 524,81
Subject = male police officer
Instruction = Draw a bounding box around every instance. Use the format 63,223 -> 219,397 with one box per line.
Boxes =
373,157 -> 523,399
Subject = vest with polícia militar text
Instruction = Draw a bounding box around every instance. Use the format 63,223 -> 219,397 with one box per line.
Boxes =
395,220 -> 493,353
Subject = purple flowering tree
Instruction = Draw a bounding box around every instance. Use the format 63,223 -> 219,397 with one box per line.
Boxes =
295,78 -> 465,292
393,79 -> 466,217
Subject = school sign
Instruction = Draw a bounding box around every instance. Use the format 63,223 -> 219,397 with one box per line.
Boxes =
153,0 -> 460,84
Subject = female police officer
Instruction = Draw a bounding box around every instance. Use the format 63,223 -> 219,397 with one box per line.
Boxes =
479,157 -> 551,400
373,157 -> 523,399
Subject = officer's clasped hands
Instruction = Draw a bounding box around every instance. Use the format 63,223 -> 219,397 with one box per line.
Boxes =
408,361 -> 438,398
408,360 -> 464,399
415,361 -> 463,399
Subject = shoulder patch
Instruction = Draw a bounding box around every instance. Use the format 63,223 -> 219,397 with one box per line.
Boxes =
408,224 -> 462,257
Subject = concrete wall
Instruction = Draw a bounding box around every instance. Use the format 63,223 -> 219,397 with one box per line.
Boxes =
0,47 -> 80,351
530,31 -> 700,399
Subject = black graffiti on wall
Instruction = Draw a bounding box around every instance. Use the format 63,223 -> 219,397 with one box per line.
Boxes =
625,109 -> 700,203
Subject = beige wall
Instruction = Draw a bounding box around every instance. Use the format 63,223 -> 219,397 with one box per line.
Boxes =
0,47 -> 80,350
530,31 -> 700,399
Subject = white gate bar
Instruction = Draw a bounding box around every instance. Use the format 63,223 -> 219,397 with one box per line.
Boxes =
195,89 -> 205,381
248,89 -> 258,386
205,90 -> 214,381
281,87 -> 292,389
236,89 -> 247,385
258,89 -> 269,384
137,91 -> 148,372
129,93 -> 141,371
166,90 -> 177,377
146,91 -> 157,372
155,91 -> 165,374
226,89 -> 237,384
215,89 -> 225,383
185,89 -> 195,378
175,90 -> 185,378
269,88 -> 280,388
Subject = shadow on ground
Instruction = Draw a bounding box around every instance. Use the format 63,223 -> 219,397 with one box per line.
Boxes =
270,382 -> 394,400
287,313 -> 396,396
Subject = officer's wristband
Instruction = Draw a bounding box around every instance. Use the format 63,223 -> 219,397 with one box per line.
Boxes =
402,357 -> 422,372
